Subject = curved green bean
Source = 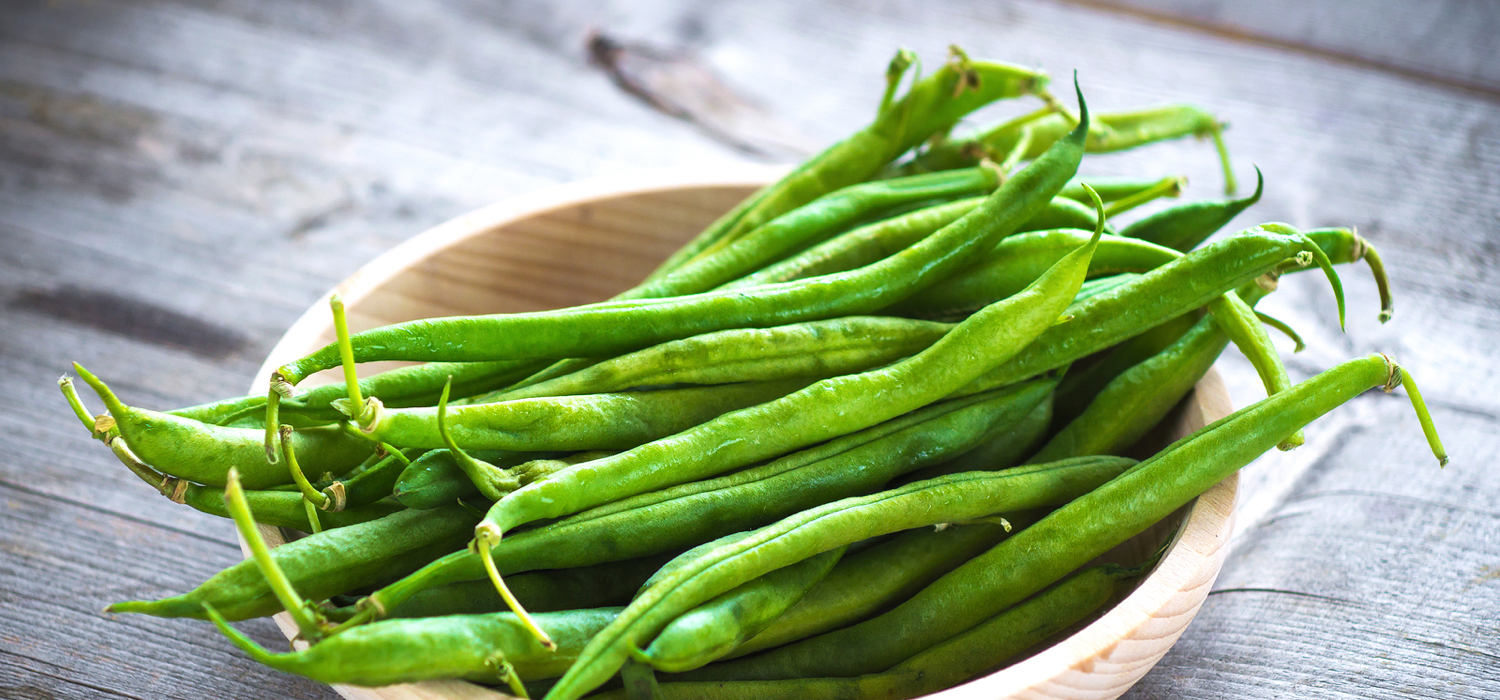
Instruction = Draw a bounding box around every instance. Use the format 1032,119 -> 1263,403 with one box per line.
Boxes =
545,455 -> 1137,700
75,363 -> 373,490
207,605 -> 620,686
477,318 -> 953,403
687,354 -> 1444,682
1118,167 -> 1263,251
642,546 -> 846,673
647,49 -> 1047,280
108,504 -> 478,621
364,380 -> 810,451
347,376 -> 1057,625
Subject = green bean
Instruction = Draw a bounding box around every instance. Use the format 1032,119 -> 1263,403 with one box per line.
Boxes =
221,467 -> 329,639
1304,226 -> 1393,322
721,198 -> 983,290
890,228 -> 1181,319
545,455 -> 1137,700
1099,175 -> 1187,218
728,519 -> 1023,659
74,363 -> 374,490
1018,196 -> 1117,234
271,86 -> 1089,389
364,380 -> 811,451
137,458 -> 404,531
385,553 -> 679,619
1058,175 -> 1185,204
641,547 -> 846,673
347,376 -> 1057,626
906,103 -> 1236,194
1118,167 -> 1263,251
1256,309 -> 1306,351
900,397 -> 1053,482
628,564 -> 1128,700
172,360 -> 535,427
471,185 -> 1103,638
1031,313 -> 1229,463
1044,224 -> 1386,433
108,504 -> 478,621
1207,289 -> 1304,449
647,49 -> 1048,281
689,354 -> 1445,682
630,169 -> 1000,300
1049,312 -> 1200,428
724,195 -> 1118,293
206,605 -> 621,686
477,318 -> 953,403
952,227 -> 1344,398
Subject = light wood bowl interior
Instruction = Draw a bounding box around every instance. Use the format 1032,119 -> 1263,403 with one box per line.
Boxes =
251,165 -> 1237,700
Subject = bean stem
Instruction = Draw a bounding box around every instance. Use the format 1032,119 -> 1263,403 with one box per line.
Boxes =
223,468 -> 325,641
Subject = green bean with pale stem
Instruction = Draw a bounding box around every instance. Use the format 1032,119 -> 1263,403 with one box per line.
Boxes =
341,376 -> 1057,629
685,354 -> 1445,682
543,455 -> 1136,700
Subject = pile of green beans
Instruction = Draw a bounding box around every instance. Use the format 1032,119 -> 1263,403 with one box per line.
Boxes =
67,48 -> 1449,700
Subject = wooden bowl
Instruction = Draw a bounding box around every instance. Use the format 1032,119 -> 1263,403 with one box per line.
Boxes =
250,165 -> 1237,700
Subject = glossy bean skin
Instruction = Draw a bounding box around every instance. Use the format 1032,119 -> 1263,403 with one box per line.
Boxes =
478,318 -> 953,403
723,198 -> 983,290
647,55 -> 1048,280
628,565 -> 1123,700
366,380 -> 810,451
643,547 -> 846,673
951,228 -> 1337,398
1029,313 -> 1229,463
1118,168 -> 1263,251
75,364 -> 373,490
357,378 -> 1057,618
544,456 -> 1137,700
891,229 -> 1181,319
689,354 -> 1438,682
630,169 -> 1000,301
1016,196 -> 1116,234
723,197 -> 1113,293
385,553 -> 678,619
1038,225 -> 1381,434
273,91 -> 1088,384
900,398 -> 1053,483
207,606 -> 621,686
108,504 -> 478,621
727,520 -> 1021,659
1206,289 -> 1300,449
479,195 -> 1100,542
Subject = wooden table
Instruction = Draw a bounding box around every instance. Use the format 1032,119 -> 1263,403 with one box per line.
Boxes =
2,1 -> 1496,698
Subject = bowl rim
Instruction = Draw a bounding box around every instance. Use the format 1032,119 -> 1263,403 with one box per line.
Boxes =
248,165 -> 1237,700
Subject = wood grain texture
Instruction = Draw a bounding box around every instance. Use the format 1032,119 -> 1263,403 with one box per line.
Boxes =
250,176 -> 1237,700
1070,0 -> 1500,95
2,0 -> 1496,698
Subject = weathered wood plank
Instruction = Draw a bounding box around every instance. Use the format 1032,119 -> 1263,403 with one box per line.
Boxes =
1071,0 -> 1500,95
1127,404 -> 1500,698
0,482 -> 337,699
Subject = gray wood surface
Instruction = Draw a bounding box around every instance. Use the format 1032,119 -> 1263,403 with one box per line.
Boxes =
1,1 -> 1495,699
